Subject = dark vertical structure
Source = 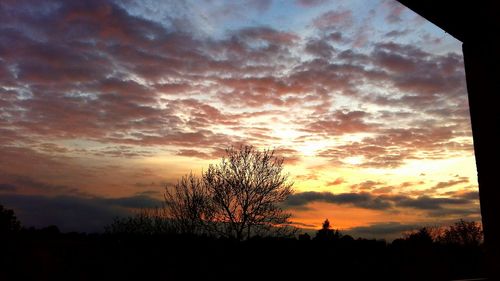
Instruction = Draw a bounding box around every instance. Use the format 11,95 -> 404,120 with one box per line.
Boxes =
396,0 -> 500,279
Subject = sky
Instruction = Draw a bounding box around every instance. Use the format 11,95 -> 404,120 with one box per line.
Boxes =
0,0 -> 480,239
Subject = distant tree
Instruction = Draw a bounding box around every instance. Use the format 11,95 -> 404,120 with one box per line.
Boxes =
340,234 -> 354,242
0,204 -> 21,234
314,219 -> 341,241
404,227 -> 434,244
439,219 -> 483,246
39,225 -> 61,236
165,145 -> 296,240
298,232 -> 311,241
105,208 -> 173,235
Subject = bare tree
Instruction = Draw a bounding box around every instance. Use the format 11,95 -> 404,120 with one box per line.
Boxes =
165,146 -> 296,240
164,173 -> 213,235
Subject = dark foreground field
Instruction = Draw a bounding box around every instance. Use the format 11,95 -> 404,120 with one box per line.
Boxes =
0,231 -> 485,281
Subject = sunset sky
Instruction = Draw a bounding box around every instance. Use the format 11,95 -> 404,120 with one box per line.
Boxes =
0,0 -> 480,238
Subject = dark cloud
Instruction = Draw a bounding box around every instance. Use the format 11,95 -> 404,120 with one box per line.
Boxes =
347,222 -> 420,240
459,191 -> 479,200
427,207 -> 481,219
100,195 -> 163,209
291,221 -> 317,228
0,183 -> 17,191
431,178 -> 469,190
370,43 -> 465,97
285,190 -> 478,217
304,39 -> 336,58
285,191 -> 392,210
135,189 -> 162,196
396,196 -> 471,210
384,29 -> 410,38
0,193 -> 162,232
0,172 -> 84,195
235,27 -> 299,45
327,31 -> 343,42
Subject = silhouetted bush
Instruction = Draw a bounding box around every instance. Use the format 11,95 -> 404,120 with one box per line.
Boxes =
105,208 -> 173,236
0,204 -> 21,234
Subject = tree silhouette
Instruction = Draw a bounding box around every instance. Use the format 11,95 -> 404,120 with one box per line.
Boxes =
165,145 -> 296,240
314,219 -> 341,241
439,219 -> 483,246
404,227 -> 434,244
164,172 -> 213,235
0,204 -> 21,234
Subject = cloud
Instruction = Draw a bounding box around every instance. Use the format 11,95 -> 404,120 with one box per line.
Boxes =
285,190 -> 479,219
431,178 -> 469,190
295,174 -> 319,181
100,195 -> 163,209
246,0 -> 273,12
350,180 -> 384,191
312,10 -> 353,30
397,196 -> 470,210
304,110 -> 376,136
459,191 -> 479,200
346,222 -> 420,240
285,191 -> 392,210
0,193 -> 162,232
296,0 -> 329,7
383,0 -> 406,24
176,149 -> 220,160
304,39 -> 336,58
318,124 -> 472,169
326,178 -> 344,186
0,183 -> 16,191
384,29 -> 410,38
7,175 -> 78,193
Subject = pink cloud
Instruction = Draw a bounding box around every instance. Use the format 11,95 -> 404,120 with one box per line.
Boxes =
312,10 -> 353,30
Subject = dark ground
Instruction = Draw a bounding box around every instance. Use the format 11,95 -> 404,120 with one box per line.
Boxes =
0,230 -> 486,281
